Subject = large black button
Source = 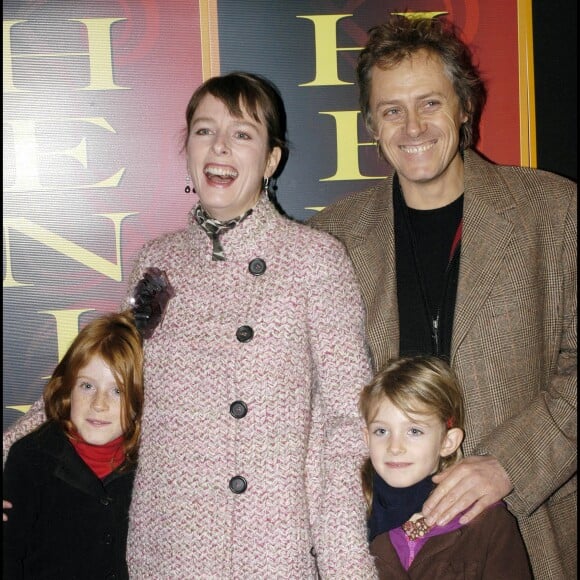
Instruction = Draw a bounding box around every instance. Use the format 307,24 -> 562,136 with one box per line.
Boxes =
248,258 -> 266,276
230,400 -> 248,419
100,498 -> 111,506
236,325 -> 254,343
229,475 -> 247,494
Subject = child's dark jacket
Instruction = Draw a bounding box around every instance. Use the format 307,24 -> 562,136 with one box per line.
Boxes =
370,503 -> 532,579
3,421 -> 134,579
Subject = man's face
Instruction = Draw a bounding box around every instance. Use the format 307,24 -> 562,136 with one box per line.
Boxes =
369,50 -> 468,204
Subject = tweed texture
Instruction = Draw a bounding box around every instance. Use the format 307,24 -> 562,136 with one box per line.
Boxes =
122,195 -> 376,578
309,149 -> 577,580
3,197 -> 377,579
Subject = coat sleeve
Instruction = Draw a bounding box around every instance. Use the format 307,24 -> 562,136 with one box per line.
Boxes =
3,443 -> 39,579
3,399 -> 46,466
476,188 -> 576,515
305,236 -> 377,579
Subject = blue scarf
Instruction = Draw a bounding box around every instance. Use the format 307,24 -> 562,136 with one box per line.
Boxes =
368,472 -> 435,542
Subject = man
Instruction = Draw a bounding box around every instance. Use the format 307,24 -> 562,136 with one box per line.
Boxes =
309,14 -> 576,579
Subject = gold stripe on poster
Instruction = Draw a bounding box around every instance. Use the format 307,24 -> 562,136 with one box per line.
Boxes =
517,0 -> 537,167
200,0 -> 220,79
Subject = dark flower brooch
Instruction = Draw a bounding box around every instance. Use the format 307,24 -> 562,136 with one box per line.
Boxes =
129,267 -> 175,339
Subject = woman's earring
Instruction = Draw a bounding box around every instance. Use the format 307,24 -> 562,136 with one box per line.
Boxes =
263,177 -> 270,194
185,175 -> 193,194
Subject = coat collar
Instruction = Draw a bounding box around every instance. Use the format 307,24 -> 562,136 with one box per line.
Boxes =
187,193 -> 283,261
40,422 -> 132,496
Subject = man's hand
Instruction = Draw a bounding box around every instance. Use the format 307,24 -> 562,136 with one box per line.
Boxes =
422,455 -> 512,526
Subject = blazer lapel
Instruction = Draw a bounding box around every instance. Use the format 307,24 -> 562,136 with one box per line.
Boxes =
451,155 -> 515,359
349,181 -> 399,370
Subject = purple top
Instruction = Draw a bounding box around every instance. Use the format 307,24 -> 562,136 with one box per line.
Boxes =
389,513 -> 465,570
389,502 -> 503,570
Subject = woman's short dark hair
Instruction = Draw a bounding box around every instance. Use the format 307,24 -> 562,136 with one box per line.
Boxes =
357,14 -> 487,151
184,71 -> 289,175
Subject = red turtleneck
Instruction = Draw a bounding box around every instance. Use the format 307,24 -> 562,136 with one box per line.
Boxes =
70,432 -> 125,479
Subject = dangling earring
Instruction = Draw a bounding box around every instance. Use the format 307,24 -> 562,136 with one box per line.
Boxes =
263,177 -> 270,194
185,175 -> 194,194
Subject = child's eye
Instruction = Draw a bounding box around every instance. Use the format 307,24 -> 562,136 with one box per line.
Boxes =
373,427 -> 387,436
80,381 -> 93,390
235,131 -> 250,140
409,427 -> 424,436
195,128 -> 211,136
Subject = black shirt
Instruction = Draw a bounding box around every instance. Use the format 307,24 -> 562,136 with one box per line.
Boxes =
394,177 -> 463,360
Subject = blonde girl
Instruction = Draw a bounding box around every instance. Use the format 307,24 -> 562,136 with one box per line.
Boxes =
359,356 -> 531,578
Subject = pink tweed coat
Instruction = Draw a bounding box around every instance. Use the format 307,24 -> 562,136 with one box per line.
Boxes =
309,149 -> 577,580
124,194 -> 376,578
4,195 -> 377,579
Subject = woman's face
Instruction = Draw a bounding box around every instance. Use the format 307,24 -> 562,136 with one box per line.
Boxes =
186,94 -> 281,221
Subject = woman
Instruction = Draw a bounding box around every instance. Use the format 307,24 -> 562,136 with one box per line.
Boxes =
4,72 -> 376,578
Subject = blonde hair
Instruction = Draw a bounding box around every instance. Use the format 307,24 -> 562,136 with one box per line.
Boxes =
359,356 -> 465,510
43,310 -> 144,469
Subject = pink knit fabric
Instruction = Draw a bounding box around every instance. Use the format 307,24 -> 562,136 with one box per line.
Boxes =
124,195 -> 376,578
3,195 -> 377,578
